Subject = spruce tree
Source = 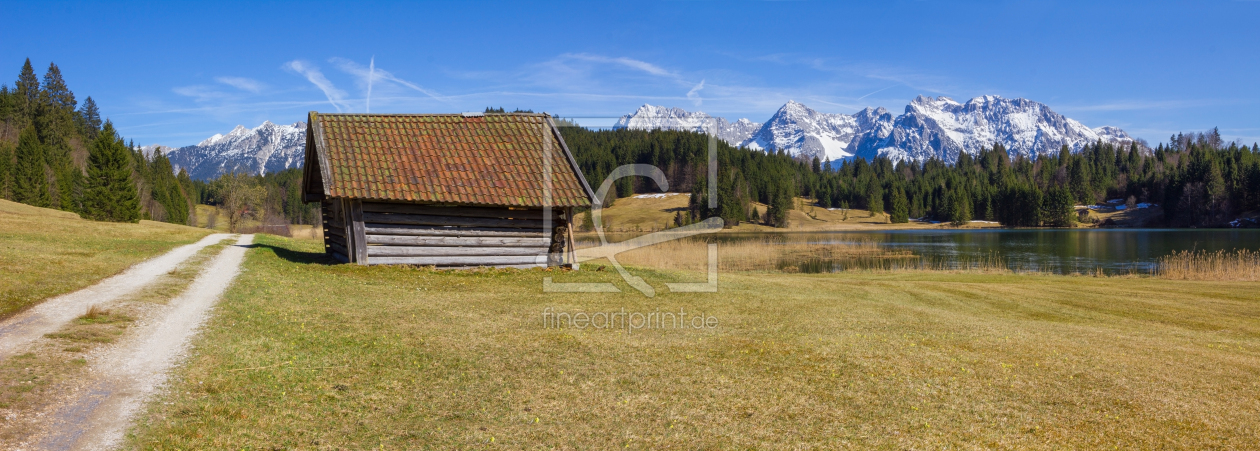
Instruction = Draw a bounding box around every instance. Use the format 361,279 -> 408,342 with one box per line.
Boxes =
82,122 -> 139,222
12,125 -> 49,207
1040,187 -> 1075,227
15,59 -> 39,123
77,96 -> 101,139
0,141 -> 12,199
948,187 -> 972,226
889,187 -> 909,223
866,182 -> 883,218
0,84 -> 12,119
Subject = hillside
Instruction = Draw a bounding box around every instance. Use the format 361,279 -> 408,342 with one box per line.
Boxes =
0,199 -> 210,319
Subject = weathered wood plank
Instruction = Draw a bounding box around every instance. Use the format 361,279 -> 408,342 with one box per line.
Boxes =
367,255 -> 545,266
351,200 -> 368,265
363,212 -> 547,229
323,226 -> 346,239
365,235 -> 549,247
441,264 -> 545,270
328,241 -> 349,258
361,203 -> 558,220
367,246 -> 549,257
364,224 -> 546,238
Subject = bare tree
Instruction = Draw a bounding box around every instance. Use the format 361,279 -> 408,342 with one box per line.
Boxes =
213,172 -> 265,233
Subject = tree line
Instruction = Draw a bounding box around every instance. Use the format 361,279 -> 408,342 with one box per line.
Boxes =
0,58 -> 188,223
0,59 -> 317,230
560,126 -> 1260,228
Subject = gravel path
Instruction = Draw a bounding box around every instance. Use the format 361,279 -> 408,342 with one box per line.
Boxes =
31,234 -> 254,451
0,233 -> 233,361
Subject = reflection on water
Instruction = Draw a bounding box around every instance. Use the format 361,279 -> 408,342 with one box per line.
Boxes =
677,229 -> 1260,274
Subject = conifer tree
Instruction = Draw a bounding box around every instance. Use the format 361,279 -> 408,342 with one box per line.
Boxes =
12,125 -> 49,207
15,59 -> 39,123
0,85 -> 12,119
77,96 -> 102,139
889,187 -> 909,223
866,182 -> 883,218
948,187 -> 972,226
0,141 -> 13,199
82,121 -> 139,222
1041,187 -> 1075,227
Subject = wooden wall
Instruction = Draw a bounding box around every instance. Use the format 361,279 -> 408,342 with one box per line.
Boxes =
321,199 -> 571,268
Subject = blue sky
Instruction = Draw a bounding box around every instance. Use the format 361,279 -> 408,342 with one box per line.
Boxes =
3,1 -> 1258,147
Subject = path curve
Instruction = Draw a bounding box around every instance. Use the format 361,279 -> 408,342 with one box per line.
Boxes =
35,234 -> 254,451
0,233 -> 233,361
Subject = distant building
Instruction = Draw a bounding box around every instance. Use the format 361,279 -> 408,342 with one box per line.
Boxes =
301,112 -> 595,267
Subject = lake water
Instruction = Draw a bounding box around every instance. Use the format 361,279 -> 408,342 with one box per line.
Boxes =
710,229 -> 1260,274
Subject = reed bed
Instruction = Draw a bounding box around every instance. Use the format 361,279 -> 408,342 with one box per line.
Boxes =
578,237 -> 1010,274
1156,249 -> 1260,281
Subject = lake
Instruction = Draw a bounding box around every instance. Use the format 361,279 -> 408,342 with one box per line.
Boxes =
706,229 -> 1260,274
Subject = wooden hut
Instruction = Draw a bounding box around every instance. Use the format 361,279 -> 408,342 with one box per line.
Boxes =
301,112 -> 596,267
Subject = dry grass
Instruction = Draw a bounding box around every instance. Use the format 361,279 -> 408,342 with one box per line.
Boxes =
0,236 -> 230,443
584,193 -> 1001,233
82,304 -> 107,320
581,237 -> 1010,274
0,199 -> 210,319
126,235 -> 1260,449
1157,249 -> 1260,281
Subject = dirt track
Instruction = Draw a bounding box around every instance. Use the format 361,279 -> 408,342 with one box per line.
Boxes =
5,234 -> 253,450
0,233 -> 233,361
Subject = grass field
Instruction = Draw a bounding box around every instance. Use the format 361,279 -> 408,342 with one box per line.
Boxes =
128,234 -> 1260,449
0,200 -> 210,319
588,193 -> 1003,233
0,239 -> 231,442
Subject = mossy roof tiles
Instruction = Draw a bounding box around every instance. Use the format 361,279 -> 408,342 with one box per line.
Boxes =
306,112 -> 593,208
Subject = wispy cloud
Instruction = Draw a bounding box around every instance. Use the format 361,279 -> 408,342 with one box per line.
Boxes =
171,85 -> 227,103
329,57 -> 445,103
686,79 -> 705,107
215,76 -> 266,93
562,53 -> 676,77
284,60 -> 350,112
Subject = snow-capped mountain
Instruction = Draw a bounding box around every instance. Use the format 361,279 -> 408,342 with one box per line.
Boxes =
740,101 -> 889,161
849,95 -> 1135,163
614,105 -> 761,147
162,121 -> 306,180
617,96 -> 1134,164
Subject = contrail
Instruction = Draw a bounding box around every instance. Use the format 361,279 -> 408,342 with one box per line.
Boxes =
857,84 -> 898,101
366,56 -> 374,113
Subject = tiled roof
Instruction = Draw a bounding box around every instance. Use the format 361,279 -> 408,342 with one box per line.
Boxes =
307,112 -> 594,208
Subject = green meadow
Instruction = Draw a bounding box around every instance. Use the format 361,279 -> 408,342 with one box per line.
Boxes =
126,234 -> 1260,449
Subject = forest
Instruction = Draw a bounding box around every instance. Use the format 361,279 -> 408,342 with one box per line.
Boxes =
0,59 -> 314,231
559,126 -> 1260,228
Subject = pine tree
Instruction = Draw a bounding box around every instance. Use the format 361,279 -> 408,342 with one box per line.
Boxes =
866,182 -> 883,218
82,122 -> 139,222
889,187 -> 909,223
0,141 -> 13,199
1041,187 -> 1075,227
77,96 -> 102,139
12,125 -> 49,207
948,187 -> 972,226
0,84 -> 12,119
36,63 -> 80,212
15,58 -> 39,123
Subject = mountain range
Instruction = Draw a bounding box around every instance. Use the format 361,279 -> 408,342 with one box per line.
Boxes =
154,95 -> 1137,180
154,121 -> 306,180
614,96 -> 1137,163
